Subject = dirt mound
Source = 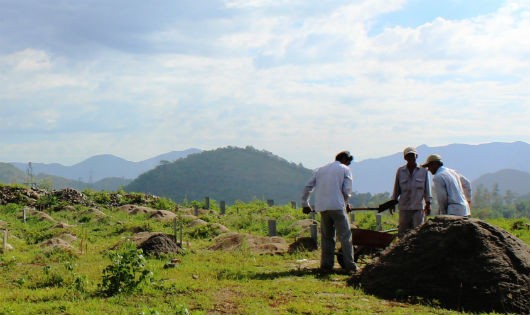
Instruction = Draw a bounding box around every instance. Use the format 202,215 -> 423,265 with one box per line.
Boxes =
29,209 -> 56,223
137,233 -> 181,257
189,218 -> 208,227
210,223 -> 230,233
84,207 -> 107,218
351,216 -> 530,314
52,188 -> 92,206
52,222 -> 75,229
118,232 -> 181,257
292,219 -> 318,230
0,186 -> 45,205
127,231 -> 161,244
119,204 -> 156,215
209,232 -> 288,255
57,233 -> 78,243
149,210 -> 176,221
288,237 -> 317,253
40,237 -> 78,254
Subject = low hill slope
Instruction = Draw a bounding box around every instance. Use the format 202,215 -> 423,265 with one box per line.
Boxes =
0,162 -> 27,184
125,146 -> 313,204
473,169 -> 530,195
0,162 -> 130,191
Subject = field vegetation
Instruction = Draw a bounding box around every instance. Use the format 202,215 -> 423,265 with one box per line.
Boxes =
0,185 -> 529,314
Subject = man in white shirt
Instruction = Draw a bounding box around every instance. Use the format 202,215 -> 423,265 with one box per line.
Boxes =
392,147 -> 432,238
422,154 -> 471,217
301,151 -> 356,273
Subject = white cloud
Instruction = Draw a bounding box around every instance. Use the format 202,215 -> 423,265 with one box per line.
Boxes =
0,1 -> 528,167
2,49 -> 52,71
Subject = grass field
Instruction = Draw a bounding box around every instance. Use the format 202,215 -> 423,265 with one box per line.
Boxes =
1,189 -> 528,315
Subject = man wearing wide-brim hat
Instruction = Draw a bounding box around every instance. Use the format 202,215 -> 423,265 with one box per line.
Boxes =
422,154 -> 472,217
391,147 -> 432,238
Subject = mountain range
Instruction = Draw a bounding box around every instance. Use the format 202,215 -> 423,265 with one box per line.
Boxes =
3,142 -> 530,197
9,148 -> 201,182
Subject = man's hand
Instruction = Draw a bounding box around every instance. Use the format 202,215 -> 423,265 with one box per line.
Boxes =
388,199 -> 397,215
424,202 -> 431,216
346,204 -> 352,213
302,206 -> 312,214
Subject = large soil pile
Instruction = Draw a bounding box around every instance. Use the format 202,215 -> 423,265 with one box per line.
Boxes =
119,232 -> 182,257
351,216 -> 530,314
138,233 -> 181,257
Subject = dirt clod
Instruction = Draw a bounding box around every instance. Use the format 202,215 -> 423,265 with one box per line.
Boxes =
350,216 -> 530,314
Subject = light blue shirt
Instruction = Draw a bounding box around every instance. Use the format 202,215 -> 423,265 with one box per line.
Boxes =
433,166 -> 470,216
301,161 -> 352,212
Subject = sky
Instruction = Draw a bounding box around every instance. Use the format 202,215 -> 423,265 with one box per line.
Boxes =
1,0 -> 529,169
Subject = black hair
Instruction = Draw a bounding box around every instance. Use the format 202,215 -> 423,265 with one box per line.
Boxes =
335,151 -> 353,162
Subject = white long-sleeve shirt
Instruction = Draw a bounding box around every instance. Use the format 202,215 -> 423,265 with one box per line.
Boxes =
433,166 -> 470,216
392,165 -> 432,211
301,161 -> 352,212
447,168 -> 472,203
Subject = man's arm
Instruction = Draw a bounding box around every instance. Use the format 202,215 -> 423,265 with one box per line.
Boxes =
301,174 -> 316,208
424,170 -> 432,215
341,168 -> 353,206
391,169 -> 401,201
458,173 -> 472,204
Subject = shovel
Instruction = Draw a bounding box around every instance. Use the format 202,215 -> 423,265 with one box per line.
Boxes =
349,199 -> 398,213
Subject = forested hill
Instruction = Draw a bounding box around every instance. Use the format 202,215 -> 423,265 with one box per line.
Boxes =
125,146 -> 314,204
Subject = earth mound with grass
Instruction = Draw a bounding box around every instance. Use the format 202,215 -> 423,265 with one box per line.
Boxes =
350,216 -> 530,314
209,232 -> 288,255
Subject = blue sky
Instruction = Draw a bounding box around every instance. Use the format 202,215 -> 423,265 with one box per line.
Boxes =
1,0 -> 528,168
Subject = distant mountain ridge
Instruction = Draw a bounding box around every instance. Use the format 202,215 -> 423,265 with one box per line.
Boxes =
3,142 -> 529,196
9,148 -> 201,182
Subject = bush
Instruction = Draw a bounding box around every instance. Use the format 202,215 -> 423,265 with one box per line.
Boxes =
150,197 -> 176,210
98,241 -> 153,296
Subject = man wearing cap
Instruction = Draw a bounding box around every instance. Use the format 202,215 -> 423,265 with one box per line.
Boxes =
301,151 -> 356,273
391,147 -> 432,238
422,154 -> 471,217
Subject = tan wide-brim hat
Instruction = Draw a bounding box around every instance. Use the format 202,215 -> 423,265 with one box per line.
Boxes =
422,154 -> 442,167
403,147 -> 418,157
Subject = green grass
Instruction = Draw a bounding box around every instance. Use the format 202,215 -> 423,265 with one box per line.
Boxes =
1,190 -> 528,315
